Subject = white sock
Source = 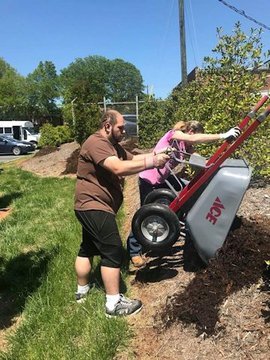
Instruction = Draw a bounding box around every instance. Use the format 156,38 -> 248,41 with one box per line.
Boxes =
77,284 -> 90,294
106,294 -> 120,310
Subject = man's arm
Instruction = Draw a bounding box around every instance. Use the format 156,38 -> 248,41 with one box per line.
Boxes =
101,153 -> 169,177
132,153 -> 149,161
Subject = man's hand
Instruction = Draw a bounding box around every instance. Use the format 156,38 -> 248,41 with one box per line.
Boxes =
153,153 -> 170,168
220,127 -> 241,140
154,146 -> 176,156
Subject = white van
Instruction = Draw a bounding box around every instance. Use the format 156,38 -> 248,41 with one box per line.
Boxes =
0,121 -> 40,145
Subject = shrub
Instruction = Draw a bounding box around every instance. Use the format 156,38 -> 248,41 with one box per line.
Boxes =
138,98 -> 168,149
39,124 -> 72,147
57,124 -> 73,144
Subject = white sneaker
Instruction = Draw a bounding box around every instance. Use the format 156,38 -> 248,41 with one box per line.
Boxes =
106,294 -> 142,317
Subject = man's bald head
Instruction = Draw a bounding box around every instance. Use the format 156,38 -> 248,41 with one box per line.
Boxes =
99,110 -> 122,128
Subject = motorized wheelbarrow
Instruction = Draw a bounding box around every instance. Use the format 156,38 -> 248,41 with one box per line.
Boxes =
132,96 -> 270,264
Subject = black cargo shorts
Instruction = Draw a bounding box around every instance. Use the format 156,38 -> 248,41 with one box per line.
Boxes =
74,210 -> 124,268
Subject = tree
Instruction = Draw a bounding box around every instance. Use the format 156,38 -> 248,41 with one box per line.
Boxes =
0,57 -> 27,120
60,56 -> 110,105
60,55 -> 145,143
108,58 -> 144,101
60,55 -> 144,104
72,101 -> 100,145
26,61 -> 61,125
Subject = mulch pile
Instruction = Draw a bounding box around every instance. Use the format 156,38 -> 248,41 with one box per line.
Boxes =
159,215 -> 270,335
33,146 -> 59,157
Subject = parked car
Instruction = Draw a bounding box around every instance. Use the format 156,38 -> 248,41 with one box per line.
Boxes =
0,135 -> 36,155
123,114 -> 138,137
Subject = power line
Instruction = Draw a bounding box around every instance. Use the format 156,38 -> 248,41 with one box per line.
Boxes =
158,0 -> 175,57
187,0 -> 199,66
217,0 -> 270,31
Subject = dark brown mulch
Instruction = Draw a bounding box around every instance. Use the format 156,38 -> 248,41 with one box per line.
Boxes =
159,215 -> 270,335
62,148 -> 80,175
261,265 -> 270,323
33,146 -> 58,157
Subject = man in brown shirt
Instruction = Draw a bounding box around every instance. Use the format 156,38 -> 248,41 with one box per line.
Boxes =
74,109 -> 169,316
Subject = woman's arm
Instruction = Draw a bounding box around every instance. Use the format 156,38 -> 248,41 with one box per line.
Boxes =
172,130 -> 220,144
172,127 -> 241,144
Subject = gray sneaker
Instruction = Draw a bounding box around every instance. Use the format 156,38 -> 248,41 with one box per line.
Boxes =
106,294 -> 142,317
75,282 -> 96,303
75,292 -> 88,303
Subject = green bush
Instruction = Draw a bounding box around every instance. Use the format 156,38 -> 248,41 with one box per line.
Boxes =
72,102 -> 100,145
138,98 -> 169,149
57,124 -> 73,144
39,124 -> 73,147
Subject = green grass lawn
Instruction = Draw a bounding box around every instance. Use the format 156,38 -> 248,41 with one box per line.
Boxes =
0,167 -> 131,360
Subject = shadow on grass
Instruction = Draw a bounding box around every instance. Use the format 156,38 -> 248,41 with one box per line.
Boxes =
0,192 -> 22,209
0,247 -> 58,330
88,258 -> 127,295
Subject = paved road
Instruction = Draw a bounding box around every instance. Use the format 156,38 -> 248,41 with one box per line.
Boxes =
0,153 -> 34,163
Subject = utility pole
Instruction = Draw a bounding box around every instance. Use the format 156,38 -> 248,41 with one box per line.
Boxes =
179,0 -> 187,85
71,97 -> 77,126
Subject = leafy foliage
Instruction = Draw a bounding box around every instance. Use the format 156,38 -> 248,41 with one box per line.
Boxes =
60,56 -> 110,104
138,23 -> 270,179
39,124 -> 72,147
26,61 -> 62,125
138,98 -> 168,149
60,55 -> 144,104
108,58 -> 144,101
0,58 -> 28,120
72,101 -> 101,145
60,56 -> 144,140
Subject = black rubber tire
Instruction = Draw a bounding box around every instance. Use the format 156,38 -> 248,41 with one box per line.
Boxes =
12,146 -> 21,156
132,203 -> 180,250
143,188 -> 177,206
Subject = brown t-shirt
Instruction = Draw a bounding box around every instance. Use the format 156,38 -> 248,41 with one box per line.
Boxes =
74,131 -> 133,214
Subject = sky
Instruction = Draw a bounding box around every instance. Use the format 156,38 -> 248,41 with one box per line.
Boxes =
0,0 -> 269,99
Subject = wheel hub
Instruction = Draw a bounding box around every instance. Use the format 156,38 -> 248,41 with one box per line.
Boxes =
141,216 -> 169,242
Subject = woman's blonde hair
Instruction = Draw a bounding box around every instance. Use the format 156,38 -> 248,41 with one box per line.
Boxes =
173,120 -> 204,134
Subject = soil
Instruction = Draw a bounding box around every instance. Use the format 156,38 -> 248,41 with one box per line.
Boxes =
2,141 -> 270,359
0,208 -> 12,221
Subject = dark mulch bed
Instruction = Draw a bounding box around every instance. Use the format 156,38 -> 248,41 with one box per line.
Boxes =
159,215 -> 270,335
62,148 -> 80,175
33,146 -> 58,157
